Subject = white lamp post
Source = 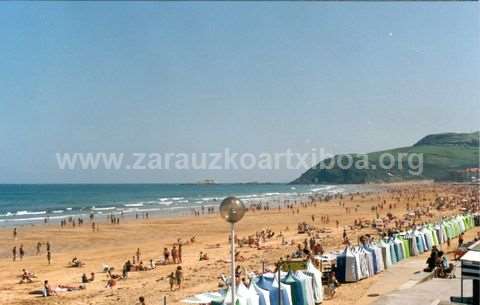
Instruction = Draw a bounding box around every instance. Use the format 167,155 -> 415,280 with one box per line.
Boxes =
219,196 -> 246,305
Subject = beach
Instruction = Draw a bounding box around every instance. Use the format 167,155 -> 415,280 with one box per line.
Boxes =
0,182 -> 478,305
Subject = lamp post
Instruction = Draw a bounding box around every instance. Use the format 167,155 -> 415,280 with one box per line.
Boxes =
219,196 -> 246,305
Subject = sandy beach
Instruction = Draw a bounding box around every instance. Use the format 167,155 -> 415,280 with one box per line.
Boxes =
1,182 -> 478,305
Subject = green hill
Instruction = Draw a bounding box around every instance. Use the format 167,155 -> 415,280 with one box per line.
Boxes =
291,132 -> 480,184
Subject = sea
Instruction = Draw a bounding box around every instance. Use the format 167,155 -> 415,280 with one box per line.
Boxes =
0,183 -> 374,227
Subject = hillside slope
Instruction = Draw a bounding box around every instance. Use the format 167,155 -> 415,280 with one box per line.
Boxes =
291,132 -> 480,184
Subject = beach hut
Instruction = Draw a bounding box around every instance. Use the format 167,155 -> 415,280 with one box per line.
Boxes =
238,283 -> 260,305
305,260 -> 324,304
429,226 -> 439,246
275,277 -> 293,305
389,239 -> 398,264
223,283 -> 259,305
380,240 -> 392,269
281,272 -> 307,305
372,243 -> 385,272
408,231 -> 419,257
415,231 -> 426,253
251,282 -> 271,305
356,247 -> 371,279
421,228 -> 433,251
336,247 -> 359,282
393,238 -> 404,261
255,276 -> 291,305
401,237 -> 410,258
294,271 -> 315,305
363,247 -> 375,276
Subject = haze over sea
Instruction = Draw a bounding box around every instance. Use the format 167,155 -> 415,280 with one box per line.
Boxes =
0,183 -> 375,226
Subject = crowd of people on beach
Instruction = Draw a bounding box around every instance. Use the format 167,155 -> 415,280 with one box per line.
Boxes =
4,184 -> 479,305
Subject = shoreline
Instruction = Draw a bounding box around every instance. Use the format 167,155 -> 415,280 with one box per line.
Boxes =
0,183 -> 385,228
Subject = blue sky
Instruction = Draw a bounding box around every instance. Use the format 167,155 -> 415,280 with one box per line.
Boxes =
0,2 -> 479,183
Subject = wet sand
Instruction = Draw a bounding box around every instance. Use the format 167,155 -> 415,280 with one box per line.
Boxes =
0,182 -> 478,305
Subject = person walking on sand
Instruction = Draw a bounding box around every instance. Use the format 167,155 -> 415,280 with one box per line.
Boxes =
175,266 -> 184,289
122,260 -> 130,279
36,242 -> 42,255
168,272 -> 176,291
46,241 -> 51,252
12,246 -> 17,261
171,245 -> 178,264
136,248 -> 141,263
47,250 -> 52,265
164,247 -> 170,264
178,243 -> 182,263
19,244 -> 25,260
13,227 -> 17,240
137,296 -> 146,305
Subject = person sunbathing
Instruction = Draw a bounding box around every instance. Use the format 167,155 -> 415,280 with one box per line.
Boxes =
81,273 -> 94,283
19,270 -> 34,284
149,259 -> 156,270
137,261 -> 146,271
56,284 -> 86,291
199,252 -> 209,261
107,269 -> 122,280
105,278 -> 116,289
43,280 -> 57,297
70,257 -> 85,267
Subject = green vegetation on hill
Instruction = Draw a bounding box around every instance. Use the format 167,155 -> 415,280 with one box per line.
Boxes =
291,132 -> 480,184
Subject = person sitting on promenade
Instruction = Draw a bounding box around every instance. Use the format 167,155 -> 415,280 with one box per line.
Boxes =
425,246 -> 440,272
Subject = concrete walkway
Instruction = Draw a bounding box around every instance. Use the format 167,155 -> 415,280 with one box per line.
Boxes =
370,264 -> 472,305
356,254 -> 433,305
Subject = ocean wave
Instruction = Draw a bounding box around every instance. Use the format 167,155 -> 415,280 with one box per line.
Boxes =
52,210 -> 64,214
237,194 -> 258,199
0,213 -> 87,223
263,192 -> 281,196
91,206 -> 116,211
16,210 -> 47,216
0,212 -> 14,217
311,185 -> 335,192
158,201 -> 173,206
200,197 -> 221,201
327,187 -> 345,194
136,208 -> 162,212
121,207 -> 161,213
124,203 -> 144,207
2,216 -> 46,222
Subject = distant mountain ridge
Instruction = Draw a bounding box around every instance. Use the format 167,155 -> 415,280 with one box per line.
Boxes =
414,132 -> 479,147
291,131 -> 480,184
